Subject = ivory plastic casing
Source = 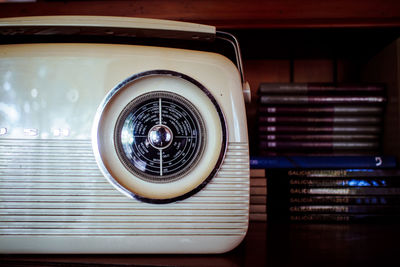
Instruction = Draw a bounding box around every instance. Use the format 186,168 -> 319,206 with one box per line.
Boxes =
0,16 -> 250,254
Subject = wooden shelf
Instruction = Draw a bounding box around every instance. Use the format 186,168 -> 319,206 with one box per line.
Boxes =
2,222 -> 400,266
0,0 -> 399,29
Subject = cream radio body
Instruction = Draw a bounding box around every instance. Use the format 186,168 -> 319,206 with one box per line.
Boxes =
0,16 -> 250,254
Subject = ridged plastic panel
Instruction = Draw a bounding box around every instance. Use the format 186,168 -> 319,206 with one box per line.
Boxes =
0,139 -> 249,237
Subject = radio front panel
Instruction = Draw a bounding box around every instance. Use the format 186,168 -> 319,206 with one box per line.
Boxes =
0,42 -> 249,253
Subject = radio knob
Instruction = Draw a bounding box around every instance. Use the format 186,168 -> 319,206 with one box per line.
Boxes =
148,125 -> 173,149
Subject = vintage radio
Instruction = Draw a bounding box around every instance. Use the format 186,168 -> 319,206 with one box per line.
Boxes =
0,16 -> 250,253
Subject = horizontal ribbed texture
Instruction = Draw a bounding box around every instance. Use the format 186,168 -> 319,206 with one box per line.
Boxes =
0,139 -> 249,236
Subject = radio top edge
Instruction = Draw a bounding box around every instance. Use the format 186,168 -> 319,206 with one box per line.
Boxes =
0,15 -> 251,102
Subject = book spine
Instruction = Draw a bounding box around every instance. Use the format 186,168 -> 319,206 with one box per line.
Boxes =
260,95 -> 386,105
258,83 -> 385,94
259,151 -> 380,156
259,125 -> 381,133
259,83 -> 309,94
289,205 -> 400,214
250,178 -> 267,187
290,195 -> 400,205
250,204 -> 267,213
282,168 -> 400,178
250,187 -> 267,195
250,169 -> 266,177
260,134 -> 380,141
250,196 -> 267,205
289,214 -> 400,222
250,156 -> 397,169
289,178 -> 400,187
258,106 -> 383,115
289,187 -> 400,195
260,141 -> 379,150
249,213 -> 268,222
258,116 -> 382,125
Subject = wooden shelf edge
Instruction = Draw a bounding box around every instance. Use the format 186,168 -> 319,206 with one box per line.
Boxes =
0,0 -> 399,29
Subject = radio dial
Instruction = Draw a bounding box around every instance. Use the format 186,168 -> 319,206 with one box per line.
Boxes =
114,91 -> 206,183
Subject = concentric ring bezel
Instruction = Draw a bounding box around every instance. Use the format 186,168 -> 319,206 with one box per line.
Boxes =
91,70 -> 227,204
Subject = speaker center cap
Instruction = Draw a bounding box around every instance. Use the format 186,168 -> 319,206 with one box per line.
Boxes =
148,125 -> 173,149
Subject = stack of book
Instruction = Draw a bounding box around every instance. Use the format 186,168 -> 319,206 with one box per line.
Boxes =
266,168 -> 400,223
250,169 -> 267,222
257,83 -> 386,156
251,82 -> 399,223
